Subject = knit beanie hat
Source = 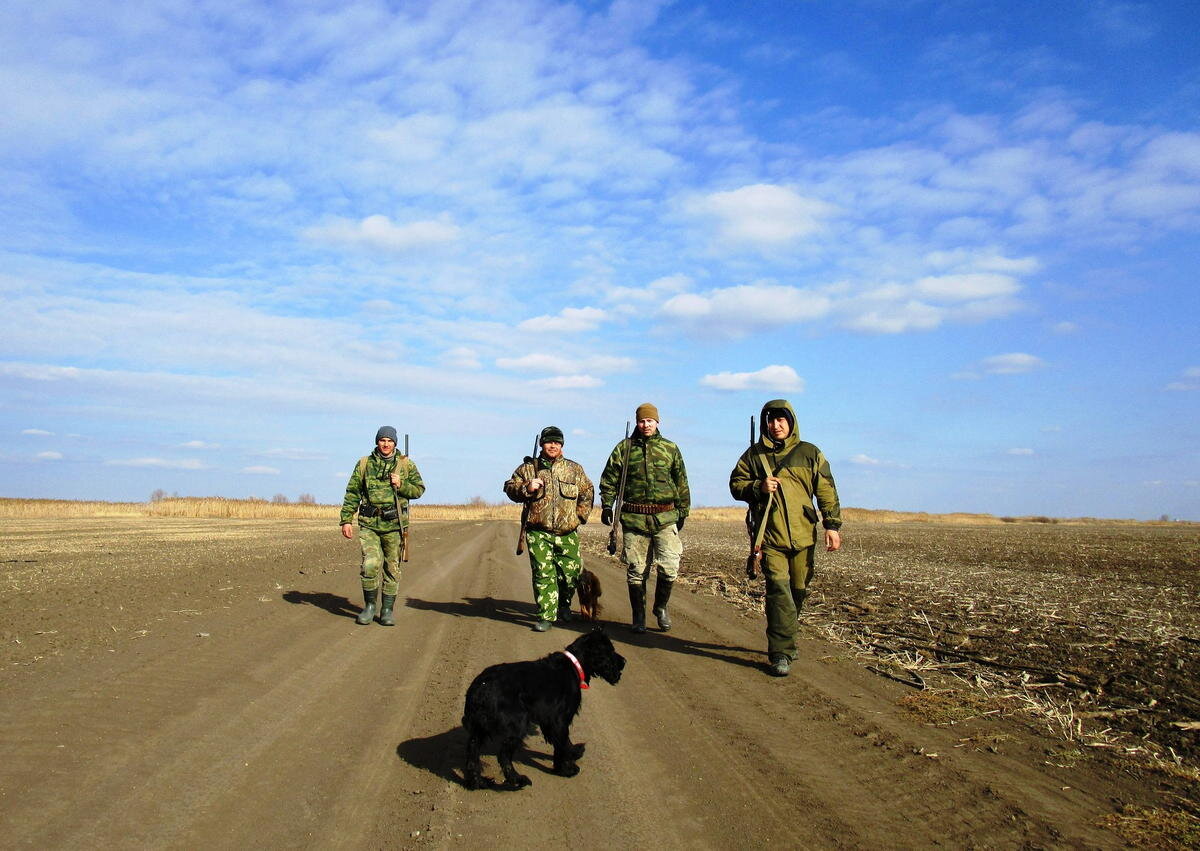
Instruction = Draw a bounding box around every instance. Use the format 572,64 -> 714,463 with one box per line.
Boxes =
539,425 -> 565,445
375,426 -> 398,443
635,402 -> 659,422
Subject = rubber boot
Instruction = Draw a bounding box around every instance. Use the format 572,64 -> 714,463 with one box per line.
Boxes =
378,593 -> 396,626
628,582 -> 647,634
652,578 -> 674,631
356,589 -> 377,625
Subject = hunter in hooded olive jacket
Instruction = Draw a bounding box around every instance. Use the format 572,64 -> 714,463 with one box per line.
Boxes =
340,449 -> 426,533
729,399 -> 841,551
599,431 -> 690,534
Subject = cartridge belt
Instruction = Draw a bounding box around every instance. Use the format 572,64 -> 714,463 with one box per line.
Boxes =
623,501 -> 675,515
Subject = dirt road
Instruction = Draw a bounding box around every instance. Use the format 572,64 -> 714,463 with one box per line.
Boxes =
0,519 -> 1163,847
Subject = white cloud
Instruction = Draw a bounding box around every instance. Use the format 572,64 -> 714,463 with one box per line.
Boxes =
22,428 -> 53,436
262,448 -> 327,461
496,352 -> 633,375
302,215 -> 461,253
980,353 -> 1046,374
529,375 -> 602,390
241,465 -> 280,475
686,184 -> 837,247
441,347 -> 481,370
105,457 -> 205,469
1051,321 -> 1079,334
1165,366 -> 1200,391
661,283 -> 833,332
701,364 -> 804,392
517,307 -> 607,334
850,453 -> 882,466
1008,448 -> 1035,456
179,440 -> 219,449
912,273 -> 1019,301
35,450 -> 63,460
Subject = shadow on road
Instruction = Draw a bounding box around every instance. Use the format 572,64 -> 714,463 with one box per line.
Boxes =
397,727 -> 555,788
404,595 -> 537,628
281,590 -> 359,620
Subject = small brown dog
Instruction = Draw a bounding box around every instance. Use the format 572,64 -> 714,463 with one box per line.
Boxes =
576,569 -> 602,621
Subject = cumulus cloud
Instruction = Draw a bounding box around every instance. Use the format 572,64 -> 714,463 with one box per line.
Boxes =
1165,366 -> 1200,391
661,283 -> 833,333
980,353 -> 1046,374
241,465 -> 280,475
302,215 -> 461,253
686,184 -> 837,247
22,428 -> 53,436
529,375 -> 602,390
496,352 -> 633,375
848,453 -> 907,468
441,347 -> 482,370
36,451 -> 63,460
701,364 -> 804,392
105,458 -> 205,469
179,440 -> 219,449
517,307 -> 607,334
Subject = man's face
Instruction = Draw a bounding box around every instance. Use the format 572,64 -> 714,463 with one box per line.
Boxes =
636,418 -> 659,437
766,415 -> 791,440
542,441 -> 563,460
377,437 -> 396,456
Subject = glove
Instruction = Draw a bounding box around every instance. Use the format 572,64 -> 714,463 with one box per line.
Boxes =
676,517 -> 685,532
601,507 -> 613,526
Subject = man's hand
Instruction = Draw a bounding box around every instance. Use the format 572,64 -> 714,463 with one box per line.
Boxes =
341,523 -> 354,540
389,472 -> 401,487
601,506 -> 613,526
759,476 -> 781,494
527,478 -> 543,494
825,529 -> 841,551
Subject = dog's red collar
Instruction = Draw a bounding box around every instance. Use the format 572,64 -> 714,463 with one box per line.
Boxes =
561,650 -> 588,690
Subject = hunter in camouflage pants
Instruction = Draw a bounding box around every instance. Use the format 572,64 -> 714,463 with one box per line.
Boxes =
525,528 -> 583,625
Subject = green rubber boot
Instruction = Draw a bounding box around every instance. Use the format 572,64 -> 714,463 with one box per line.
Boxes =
356,589 -> 377,625
378,593 -> 396,626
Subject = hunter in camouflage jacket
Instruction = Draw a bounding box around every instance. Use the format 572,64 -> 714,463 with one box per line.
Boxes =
340,448 -> 426,533
599,430 -> 690,534
504,453 -> 594,534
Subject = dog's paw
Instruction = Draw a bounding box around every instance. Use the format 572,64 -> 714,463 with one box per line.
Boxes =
500,773 -> 531,790
556,762 -> 580,777
568,743 -> 585,760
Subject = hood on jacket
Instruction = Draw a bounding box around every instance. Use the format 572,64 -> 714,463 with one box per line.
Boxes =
760,399 -> 800,448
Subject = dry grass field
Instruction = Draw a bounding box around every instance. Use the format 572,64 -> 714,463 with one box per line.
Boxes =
583,519 -> 1200,772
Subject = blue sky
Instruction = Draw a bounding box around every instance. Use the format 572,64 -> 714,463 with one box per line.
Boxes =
2,0 -> 1198,520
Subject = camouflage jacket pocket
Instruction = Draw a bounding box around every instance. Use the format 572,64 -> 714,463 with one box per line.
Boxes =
558,481 -> 579,500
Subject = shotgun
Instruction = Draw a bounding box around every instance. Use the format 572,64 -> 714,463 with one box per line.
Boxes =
745,416 -> 776,580
399,433 -> 410,562
515,433 -> 540,556
607,421 -> 632,558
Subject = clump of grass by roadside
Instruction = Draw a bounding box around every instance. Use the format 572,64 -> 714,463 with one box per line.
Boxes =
1099,804 -> 1200,850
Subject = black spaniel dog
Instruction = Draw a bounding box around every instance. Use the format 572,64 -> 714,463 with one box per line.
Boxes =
462,628 -> 625,790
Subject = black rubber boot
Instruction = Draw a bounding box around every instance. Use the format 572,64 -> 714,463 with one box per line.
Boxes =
652,579 -> 674,631
378,593 -> 396,626
356,589 -> 377,625
628,582 -> 647,634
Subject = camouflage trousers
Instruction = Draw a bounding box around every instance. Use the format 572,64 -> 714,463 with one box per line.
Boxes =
525,528 -> 582,623
761,545 -> 816,661
621,525 -> 682,585
359,526 -> 403,595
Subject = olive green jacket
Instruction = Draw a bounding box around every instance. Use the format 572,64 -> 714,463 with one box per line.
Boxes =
729,399 -> 841,551
599,431 -> 690,533
504,454 -> 594,535
339,449 -> 426,532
